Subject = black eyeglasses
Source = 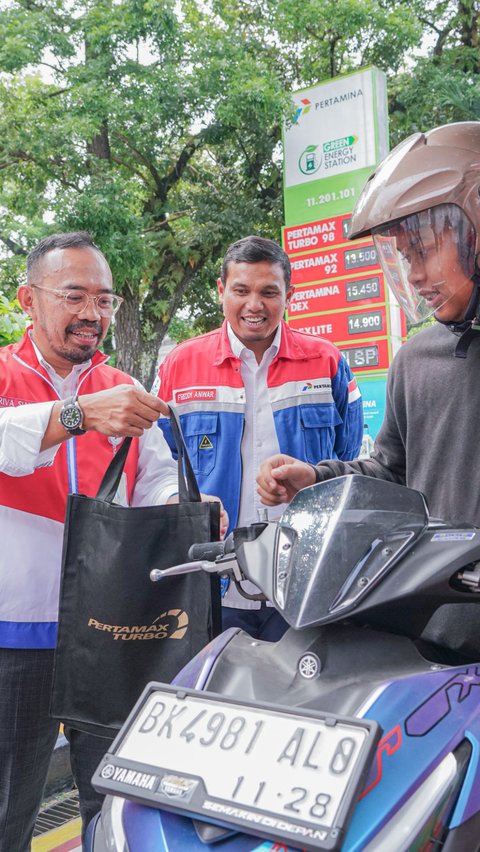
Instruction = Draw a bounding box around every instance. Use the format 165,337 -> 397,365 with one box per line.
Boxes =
31,285 -> 124,317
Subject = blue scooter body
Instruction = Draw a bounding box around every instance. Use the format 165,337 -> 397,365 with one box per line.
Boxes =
86,478 -> 480,851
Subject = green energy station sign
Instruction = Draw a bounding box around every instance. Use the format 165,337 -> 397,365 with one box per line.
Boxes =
283,68 -> 388,227
282,68 -> 406,443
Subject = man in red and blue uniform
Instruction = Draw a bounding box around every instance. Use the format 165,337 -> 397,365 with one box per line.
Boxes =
154,236 -> 363,640
0,232 -> 226,851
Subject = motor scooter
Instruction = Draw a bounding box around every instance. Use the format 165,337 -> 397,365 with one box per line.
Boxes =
86,475 -> 480,851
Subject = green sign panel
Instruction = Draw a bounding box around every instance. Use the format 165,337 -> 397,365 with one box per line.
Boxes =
283,68 -> 388,227
285,166 -> 375,224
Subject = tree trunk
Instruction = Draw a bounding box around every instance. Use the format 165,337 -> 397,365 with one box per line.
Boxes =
459,0 -> 478,46
86,120 -> 111,161
458,0 -> 479,71
114,290 -> 158,388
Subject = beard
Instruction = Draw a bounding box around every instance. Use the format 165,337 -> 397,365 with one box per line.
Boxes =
45,319 -> 103,364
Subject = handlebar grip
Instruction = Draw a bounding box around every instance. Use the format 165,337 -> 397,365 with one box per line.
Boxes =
188,540 -> 226,561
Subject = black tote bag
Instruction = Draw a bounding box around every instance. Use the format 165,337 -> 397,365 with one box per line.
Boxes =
50,411 -> 221,737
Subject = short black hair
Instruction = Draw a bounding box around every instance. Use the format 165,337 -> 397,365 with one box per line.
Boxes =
26,232 -> 106,282
220,236 -> 291,289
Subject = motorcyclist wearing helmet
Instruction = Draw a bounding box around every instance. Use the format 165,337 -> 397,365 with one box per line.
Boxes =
257,121 -> 480,658
374,203 -> 476,328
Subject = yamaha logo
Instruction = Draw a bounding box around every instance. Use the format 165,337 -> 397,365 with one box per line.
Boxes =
102,764 -> 158,790
101,764 -> 115,779
298,653 -> 321,679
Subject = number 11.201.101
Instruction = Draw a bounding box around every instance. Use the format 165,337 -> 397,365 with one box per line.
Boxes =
306,188 -> 355,208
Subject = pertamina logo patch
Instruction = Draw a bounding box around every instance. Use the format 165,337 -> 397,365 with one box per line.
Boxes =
175,388 -> 217,403
87,608 -> 189,641
302,381 -> 330,392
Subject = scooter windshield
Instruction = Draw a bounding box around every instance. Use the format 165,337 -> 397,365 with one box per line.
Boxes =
274,475 -> 428,629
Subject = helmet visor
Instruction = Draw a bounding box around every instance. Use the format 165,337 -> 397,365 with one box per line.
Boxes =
372,203 -> 476,324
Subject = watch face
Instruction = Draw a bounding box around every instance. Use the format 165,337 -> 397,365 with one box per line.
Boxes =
61,403 -> 82,430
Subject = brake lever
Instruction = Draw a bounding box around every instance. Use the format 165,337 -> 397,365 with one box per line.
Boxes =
150,561 -> 215,581
150,554 -> 239,583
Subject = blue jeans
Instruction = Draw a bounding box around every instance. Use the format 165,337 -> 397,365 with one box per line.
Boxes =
0,648 -> 112,852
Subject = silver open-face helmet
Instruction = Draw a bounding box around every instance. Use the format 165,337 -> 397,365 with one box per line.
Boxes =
349,122 -> 480,324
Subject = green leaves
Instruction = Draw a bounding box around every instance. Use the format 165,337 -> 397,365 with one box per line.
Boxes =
0,293 -> 26,347
0,0 -> 477,382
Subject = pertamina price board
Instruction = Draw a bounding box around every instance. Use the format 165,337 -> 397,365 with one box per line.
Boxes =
284,215 -> 396,374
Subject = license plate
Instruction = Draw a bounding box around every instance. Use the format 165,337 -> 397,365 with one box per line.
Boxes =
93,683 -> 380,851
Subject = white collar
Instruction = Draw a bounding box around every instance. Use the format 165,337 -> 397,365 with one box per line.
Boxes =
226,321 -> 281,360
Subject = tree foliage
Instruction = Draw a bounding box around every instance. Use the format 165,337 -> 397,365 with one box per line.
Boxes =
0,293 -> 25,346
388,0 -> 479,142
0,0 -> 477,383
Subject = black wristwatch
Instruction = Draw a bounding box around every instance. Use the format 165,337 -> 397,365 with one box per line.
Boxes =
59,395 -> 86,436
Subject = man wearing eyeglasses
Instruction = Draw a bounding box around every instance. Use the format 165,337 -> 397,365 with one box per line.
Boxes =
0,232 -> 226,850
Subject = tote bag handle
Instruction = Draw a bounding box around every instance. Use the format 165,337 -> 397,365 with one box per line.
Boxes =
96,407 -> 201,504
